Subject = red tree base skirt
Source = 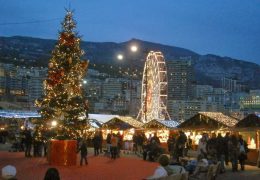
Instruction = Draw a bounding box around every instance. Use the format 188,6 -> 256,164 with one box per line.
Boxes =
48,140 -> 77,166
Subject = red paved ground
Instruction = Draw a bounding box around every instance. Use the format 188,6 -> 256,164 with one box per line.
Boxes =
0,151 -> 158,180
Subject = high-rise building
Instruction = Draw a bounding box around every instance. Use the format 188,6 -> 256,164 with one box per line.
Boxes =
168,99 -> 221,122
0,63 -> 47,110
102,78 -> 124,99
167,59 -> 194,101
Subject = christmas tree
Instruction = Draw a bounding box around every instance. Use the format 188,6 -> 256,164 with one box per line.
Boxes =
36,10 -> 89,139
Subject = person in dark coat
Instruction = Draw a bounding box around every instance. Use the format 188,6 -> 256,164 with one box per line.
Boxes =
175,131 -> 187,162
24,128 -> 32,157
44,167 -> 60,180
216,133 -> 226,172
78,140 -> 88,166
167,135 -> 175,157
238,135 -> 248,171
206,133 -> 218,163
99,131 -> 103,153
228,135 -> 239,172
133,133 -> 138,154
106,133 -> 112,154
224,132 -> 230,165
92,132 -> 101,156
150,133 -> 160,145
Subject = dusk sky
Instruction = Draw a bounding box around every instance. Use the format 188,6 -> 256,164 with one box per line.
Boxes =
0,0 -> 260,64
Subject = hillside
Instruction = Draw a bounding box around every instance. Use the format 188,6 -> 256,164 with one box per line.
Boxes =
0,36 -> 259,89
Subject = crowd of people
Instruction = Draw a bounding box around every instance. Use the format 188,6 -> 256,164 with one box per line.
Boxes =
1,127 -> 254,180
145,132 -> 250,179
8,128 -> 48,158
196,132 -> 249,172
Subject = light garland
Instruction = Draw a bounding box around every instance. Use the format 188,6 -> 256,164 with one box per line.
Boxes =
142,119 -> 179,129
198,112 -> 238,127
102,116 -> 143,129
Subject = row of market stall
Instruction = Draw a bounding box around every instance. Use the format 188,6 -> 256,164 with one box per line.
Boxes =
94,112 -> 260,164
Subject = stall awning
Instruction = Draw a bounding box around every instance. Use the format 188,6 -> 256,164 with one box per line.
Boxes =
235,114 -> 260,128
142,119 -> 179,129
101,116 -> 143,130
178,112 -> 238,130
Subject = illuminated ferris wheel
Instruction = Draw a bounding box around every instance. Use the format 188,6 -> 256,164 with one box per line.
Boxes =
137,51 -> 171,123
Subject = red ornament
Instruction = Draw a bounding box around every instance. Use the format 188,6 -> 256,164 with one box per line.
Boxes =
59,32 -> 75,46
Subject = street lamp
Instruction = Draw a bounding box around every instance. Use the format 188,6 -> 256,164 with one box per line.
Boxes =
117,54 -> 124,60
117,45 -> 138,115
130,45 -> 138,52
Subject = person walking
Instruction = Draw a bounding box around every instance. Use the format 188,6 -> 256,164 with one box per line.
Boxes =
78,139 -> 88,166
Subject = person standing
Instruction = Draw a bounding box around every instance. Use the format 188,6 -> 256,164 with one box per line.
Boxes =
206,133 -> 218,163
24,128 -> 32,157
117,132 -> 123,157
136,133 -> 145,156
78,139 -> 88,166
111,133 -> 118,159
198,133 -> 207,158
216,133 -> 226,173
224,132 -> 230,165
151,133 -> 160,145
106,133 -> 112,155
133,132 -> 138,154
228,134 -> 239,172
92,132 -> 101,156
238,135 -> 248,171
167,135 -> 175,157
99,131 -> 103,153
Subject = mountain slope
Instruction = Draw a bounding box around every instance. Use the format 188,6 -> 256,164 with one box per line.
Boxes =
0,36 -> 259,89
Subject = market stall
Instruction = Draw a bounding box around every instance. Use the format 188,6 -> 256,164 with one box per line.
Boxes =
178,112 -> 238,146
142,119 -> 179,152
101,116 -> 143,151
142,119 -> 179,143
235,114 -> 260,165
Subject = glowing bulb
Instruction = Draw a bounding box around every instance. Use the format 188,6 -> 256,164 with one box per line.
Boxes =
51,120 -> 57,127
117,54 -> 123,60
131,45 -> 138,52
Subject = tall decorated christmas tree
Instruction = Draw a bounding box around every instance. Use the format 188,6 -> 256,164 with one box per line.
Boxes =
36,10 -> 89,140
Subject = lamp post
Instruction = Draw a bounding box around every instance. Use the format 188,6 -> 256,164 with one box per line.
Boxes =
117,45 -> 138,116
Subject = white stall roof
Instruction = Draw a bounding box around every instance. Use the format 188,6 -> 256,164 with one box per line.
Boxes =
88,114 -> 119,124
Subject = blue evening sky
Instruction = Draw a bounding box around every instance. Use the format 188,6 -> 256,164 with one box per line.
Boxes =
0,0 -> 260,64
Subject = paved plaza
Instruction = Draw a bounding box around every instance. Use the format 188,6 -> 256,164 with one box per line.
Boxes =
0,143 -> 260,180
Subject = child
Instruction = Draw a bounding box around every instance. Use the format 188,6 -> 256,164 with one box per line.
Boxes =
78,140 -> 88,166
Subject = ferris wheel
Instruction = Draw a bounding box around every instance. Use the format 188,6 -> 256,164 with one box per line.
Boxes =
137,51 -> 171,123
